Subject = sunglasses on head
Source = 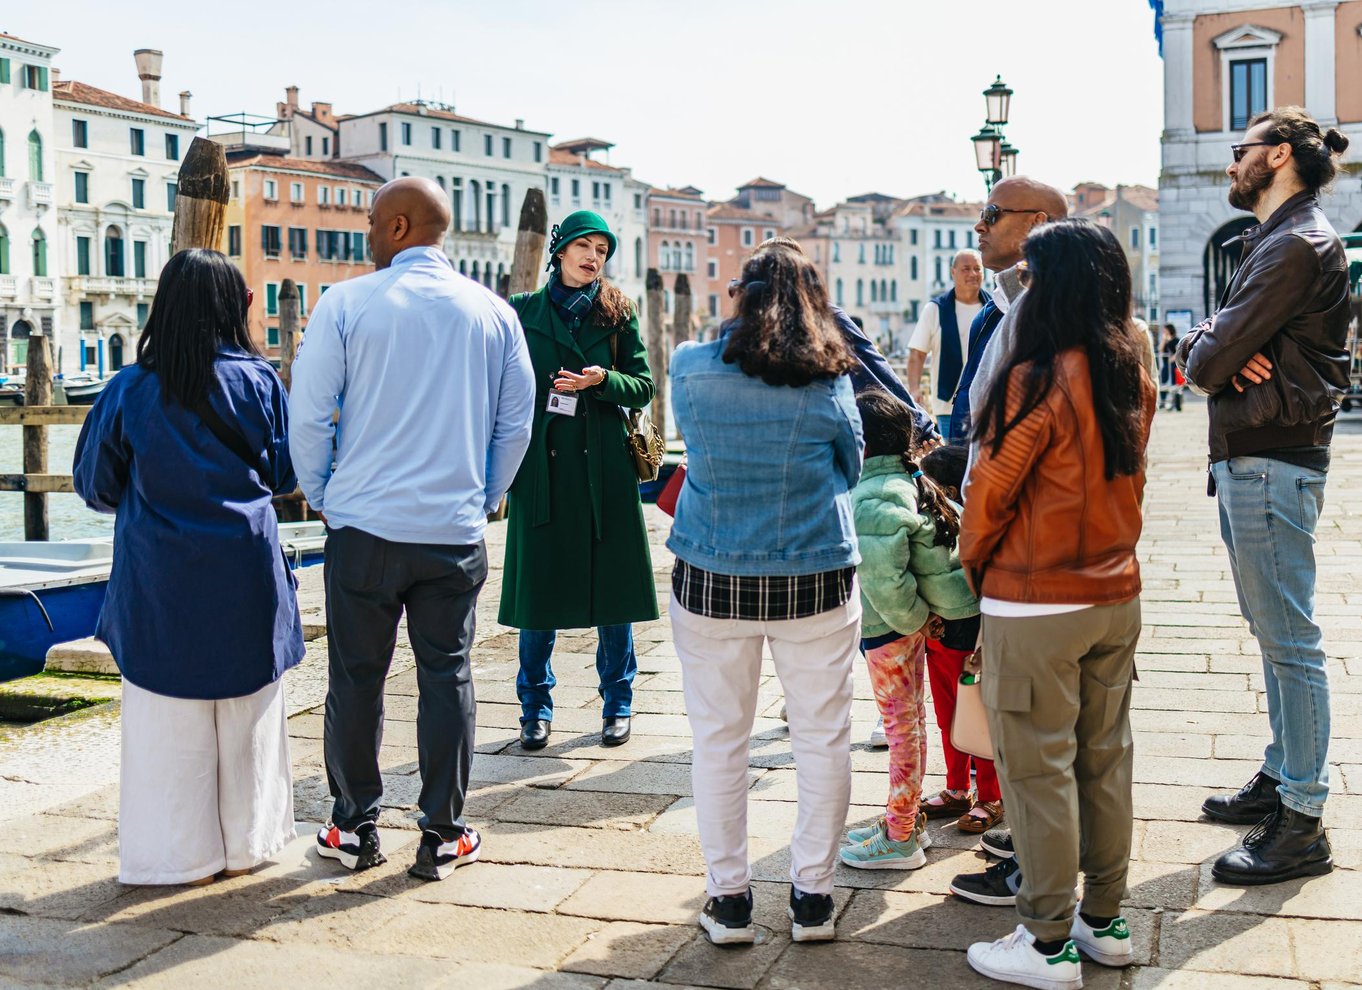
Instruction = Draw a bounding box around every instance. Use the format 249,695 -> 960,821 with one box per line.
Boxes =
979,204 -> 1042,227
1230,141 -> 1278,163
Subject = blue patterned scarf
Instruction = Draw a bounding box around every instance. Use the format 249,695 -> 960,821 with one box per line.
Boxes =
548,274 -> 599,335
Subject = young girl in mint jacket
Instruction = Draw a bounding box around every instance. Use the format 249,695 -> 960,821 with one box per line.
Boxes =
839,390 -> 980,871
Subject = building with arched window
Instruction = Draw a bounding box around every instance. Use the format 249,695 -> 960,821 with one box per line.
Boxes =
1155,1 -> 1362,323
53,58 -> 199,376
1,30 -> 60,375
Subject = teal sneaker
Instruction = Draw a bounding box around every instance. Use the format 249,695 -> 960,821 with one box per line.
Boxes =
838,829 -> 927,871
1071,913 -> 1133,967
844,814 -> 931,850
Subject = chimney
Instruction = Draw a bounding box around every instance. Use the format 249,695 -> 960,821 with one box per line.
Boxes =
285,85 -> 299,110
311,102 -> 333,126
179,90 -> 192,117
515,118 -> 524,130
51,67 -> 62,85
133,48 -> 163,108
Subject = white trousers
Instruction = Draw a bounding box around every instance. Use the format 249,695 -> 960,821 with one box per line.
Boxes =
119,677 -> 296,885
671,592 -> 859,897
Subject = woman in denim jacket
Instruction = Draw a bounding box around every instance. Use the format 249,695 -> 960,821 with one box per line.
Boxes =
668,240 -> 863,947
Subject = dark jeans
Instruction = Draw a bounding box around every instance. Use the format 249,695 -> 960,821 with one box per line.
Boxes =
323,526 -> 487,840
517,625 -> 636,723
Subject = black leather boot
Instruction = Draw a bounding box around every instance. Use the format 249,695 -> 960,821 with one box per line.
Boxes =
601,716 -> 631,747
1202,771 -> 1281,824
1211,806 -> 1333,886
519,719 -> 551,750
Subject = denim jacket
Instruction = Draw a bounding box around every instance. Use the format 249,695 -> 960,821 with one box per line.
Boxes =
667,337 -> 864,576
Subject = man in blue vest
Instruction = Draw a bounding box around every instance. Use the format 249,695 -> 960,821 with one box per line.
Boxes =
907,250 -> 989,439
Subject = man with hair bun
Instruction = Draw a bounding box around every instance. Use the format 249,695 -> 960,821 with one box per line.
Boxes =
1178,106 -> 1351,886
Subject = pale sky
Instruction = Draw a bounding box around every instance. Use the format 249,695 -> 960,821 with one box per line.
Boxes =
10,0 -> 1166,207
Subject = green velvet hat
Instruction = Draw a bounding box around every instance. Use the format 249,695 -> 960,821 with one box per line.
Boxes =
547,210 -> 618,270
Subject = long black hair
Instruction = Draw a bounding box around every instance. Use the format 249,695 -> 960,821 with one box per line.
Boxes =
855,389 -> 961,549
136,248 -> 258,407
971,218 -> 1146,480
723,240 -> 855,387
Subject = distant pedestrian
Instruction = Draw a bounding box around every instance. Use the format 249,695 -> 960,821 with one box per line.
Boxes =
74,248 -> 303,886
500,210 -> 658,752
955,219 -> 1155,989
1179,107 -> 1350,886
949,176 -> 1069,446
670,239 -> 862,946
290,177 -> 535,881
908,249 -> 989,438
838,391 -> 983,873
1158,323 -> 1184,410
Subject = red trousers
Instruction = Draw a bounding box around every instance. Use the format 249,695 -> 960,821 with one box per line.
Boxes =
925,639 -> 1001,802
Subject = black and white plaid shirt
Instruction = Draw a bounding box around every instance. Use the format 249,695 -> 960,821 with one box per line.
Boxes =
671,560 -> 855,622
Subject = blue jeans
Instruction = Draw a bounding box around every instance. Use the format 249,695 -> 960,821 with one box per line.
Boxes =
936,415 -> 952,439
517,625 -> 637,723
1213,456 -> 1331,816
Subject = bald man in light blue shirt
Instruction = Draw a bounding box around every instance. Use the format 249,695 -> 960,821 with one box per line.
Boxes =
289,177 -> 534,882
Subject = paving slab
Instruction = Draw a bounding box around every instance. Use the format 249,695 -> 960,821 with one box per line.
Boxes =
0,917 -> 182,987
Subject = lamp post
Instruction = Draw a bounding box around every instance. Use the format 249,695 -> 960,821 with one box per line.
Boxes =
973,75 -> 1017,192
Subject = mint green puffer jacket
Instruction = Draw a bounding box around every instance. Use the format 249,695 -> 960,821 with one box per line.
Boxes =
852,455 -> 980,639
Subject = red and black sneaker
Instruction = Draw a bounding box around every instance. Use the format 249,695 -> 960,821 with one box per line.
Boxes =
315,821 -> 386,871
408,827 -> 481,881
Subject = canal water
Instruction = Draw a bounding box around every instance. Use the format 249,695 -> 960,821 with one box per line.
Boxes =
0,425 -> 113,542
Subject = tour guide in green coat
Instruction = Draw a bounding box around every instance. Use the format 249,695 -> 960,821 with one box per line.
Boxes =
500,210 -> 658,751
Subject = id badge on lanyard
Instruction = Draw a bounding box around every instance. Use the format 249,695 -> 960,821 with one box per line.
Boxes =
547,389 -> 579,416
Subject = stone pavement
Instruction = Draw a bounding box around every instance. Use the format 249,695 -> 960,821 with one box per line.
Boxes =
2,399 -> 1361,989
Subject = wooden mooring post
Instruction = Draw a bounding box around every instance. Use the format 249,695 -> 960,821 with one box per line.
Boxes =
278,279 -> 299,391
509,187 -> 547,297
170,137 -> 231,254
645,269 -> 666,438
22,327 -> 55,540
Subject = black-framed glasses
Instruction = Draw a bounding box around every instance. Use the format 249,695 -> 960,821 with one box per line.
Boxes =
979,204 -> 1041,227
1231,141 -> 1277,163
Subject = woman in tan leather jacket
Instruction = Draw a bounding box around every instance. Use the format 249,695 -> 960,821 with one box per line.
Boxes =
955,218 -> 1156,990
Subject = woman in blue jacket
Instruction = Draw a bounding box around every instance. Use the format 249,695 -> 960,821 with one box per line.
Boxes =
74,249 -> 303,886
669,240 -> 863,946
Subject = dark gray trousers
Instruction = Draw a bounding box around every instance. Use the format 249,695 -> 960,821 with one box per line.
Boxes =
323,526 -> 487,840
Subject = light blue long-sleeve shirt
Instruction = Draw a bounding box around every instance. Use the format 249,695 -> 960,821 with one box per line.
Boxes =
288,246 -> 535,545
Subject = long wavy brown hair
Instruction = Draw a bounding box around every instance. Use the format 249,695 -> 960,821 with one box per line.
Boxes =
591,278 -> 635,328
723,239 -> 854,387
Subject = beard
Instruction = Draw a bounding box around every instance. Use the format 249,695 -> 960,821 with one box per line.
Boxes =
1228,157 -> 1273,212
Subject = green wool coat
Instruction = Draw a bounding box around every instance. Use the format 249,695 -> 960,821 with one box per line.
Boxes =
498,287 -> 659,631
851,455 -> 980,640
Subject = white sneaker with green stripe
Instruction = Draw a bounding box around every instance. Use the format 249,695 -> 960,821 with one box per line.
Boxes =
967,925 -> 1083,990
844,814 -> 931,850
838,828 -> 927,870
1070,913 -> 1133,967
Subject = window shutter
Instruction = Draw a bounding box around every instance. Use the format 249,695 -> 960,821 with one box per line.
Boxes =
0,234 -> 9,276
38,66 -> 49,91
262,226 -> 270,251
0,59 -> 9,84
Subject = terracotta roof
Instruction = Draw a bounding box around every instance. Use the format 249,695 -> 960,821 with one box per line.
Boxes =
707,204 -> 768,222
53,79 -> 192,122
649,187 -> 705,202
225,153 -> 384,182
739,177 -> 786,189
892,200 -> 983,220
0,32 -> 44,45
1121,184 -> 1159,213
338,102 -> 550,135
547,148 -> 624,173
553,137 -> 614,152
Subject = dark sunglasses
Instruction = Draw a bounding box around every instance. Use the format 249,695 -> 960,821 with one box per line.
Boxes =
1231,141 -> 1277,163
979,204 -> 1041,227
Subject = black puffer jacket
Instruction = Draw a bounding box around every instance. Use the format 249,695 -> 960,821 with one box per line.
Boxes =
1177,191 -> 1351,462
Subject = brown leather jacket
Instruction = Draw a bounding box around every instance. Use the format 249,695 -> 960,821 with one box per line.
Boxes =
960,348 -> 1156,605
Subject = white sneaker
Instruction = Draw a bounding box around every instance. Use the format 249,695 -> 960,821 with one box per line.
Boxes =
966,925 -> 1083,990
868,715 -> 888,748
1070,913 -> 1133,967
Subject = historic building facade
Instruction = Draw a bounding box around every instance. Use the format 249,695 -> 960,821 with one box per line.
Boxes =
0,32 -> 59,376
1157,0 -> 1362,321
52,51 -> 198,376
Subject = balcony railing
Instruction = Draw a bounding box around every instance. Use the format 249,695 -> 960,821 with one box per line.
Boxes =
28,182 -> 54,209
0,177 -> 15,201
0,275 -> 16,298
31,277 -> 56,299
67,276 -> 156,297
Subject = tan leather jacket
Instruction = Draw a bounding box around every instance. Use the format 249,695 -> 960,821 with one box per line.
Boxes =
959,347 -> 1156,605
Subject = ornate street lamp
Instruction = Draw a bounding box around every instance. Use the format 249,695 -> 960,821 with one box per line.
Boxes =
972,124 -> 1002,179
984,76 -> 1013,126
999,142 -> 1019,178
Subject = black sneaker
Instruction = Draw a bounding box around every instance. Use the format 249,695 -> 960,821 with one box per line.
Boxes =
699,889 -> 754,946
788,887 -> 836,942
408,827 -> 481,881
980,828 -> 1014,860
950,856 -> 1023,906
315,821 -> 386,871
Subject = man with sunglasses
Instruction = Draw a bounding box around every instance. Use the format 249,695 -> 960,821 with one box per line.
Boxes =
947,177 -> 1068,447
1177,107 -> 1351,887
